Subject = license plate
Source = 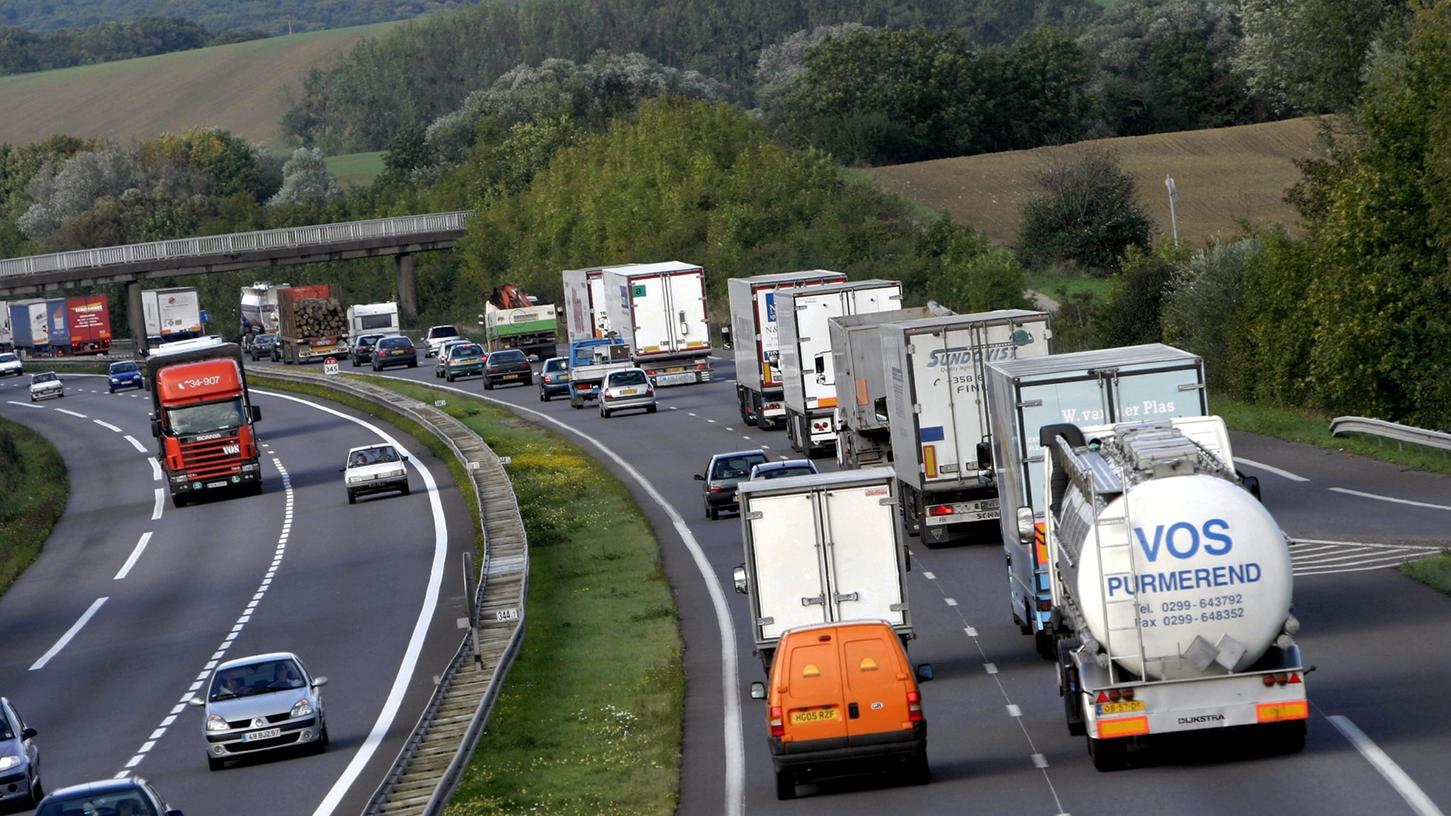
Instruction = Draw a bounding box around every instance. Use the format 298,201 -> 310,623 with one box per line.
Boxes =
1097,700 -> 1145,716
619,387 -> 640,396
665,366 -> 685,374
242,728 -> 282,742
656,372 -> 695,386
501,373 -> 520,380
207,481 -> 228,489
790,708 -> 839,724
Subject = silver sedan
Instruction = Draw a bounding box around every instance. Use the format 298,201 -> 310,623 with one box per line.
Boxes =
598,367 -> 658,418
189,652 -> 328,770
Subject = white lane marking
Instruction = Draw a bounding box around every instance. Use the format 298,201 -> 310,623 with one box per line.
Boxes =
984,663 -> 999,675
123,434 -> 147,453
375,374 -> 747,816
114,532 -> 153,580
922,571 -> 936,580
1328,487 -> 1451,512
151,488 -> 164,520
94,419 -> 122,432
149,459 -> 161,481
6,400 -> 45,409
1006,704 -> 1022,717
944,597 -> 959,607
30,597 -> 108,671
55,408 -> 88,418
1329,715 -> 1446,816
248,389 -> 451,816
1233,457 -> 1309,482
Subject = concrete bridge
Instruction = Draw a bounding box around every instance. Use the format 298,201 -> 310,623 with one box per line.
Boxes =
0,211 -> 469,349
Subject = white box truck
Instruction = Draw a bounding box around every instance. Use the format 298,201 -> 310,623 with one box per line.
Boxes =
778,279 -> 902,455
346,302 -> 400,339
985,344 -> 1209,659
563,265 -> 633,343
0,300 -> 11,350
1036,416 -> 1305,770
142,287 -> 203,345
731,467 -> 912,672
829,305 -> 950,469
881,310 -> 1052,547
601,261 -> 712,386
727,270 -> 846,429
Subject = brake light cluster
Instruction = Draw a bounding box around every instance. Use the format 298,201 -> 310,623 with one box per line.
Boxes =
907,690 -> 923,723
927,504 -> 954,517
1262,672 -> 1303,687
1095,688 -> 1136,703
769,706 -> 784,737
695,361 -> 708,371
812,420 -> 829,432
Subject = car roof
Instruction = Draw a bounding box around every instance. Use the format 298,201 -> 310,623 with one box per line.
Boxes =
710,449 -> 768,462
215,651 -> 301,673
751,460 -> 815,472
46,778 -> 147,798
605,367 -> 646,376
348,443 -> 396,455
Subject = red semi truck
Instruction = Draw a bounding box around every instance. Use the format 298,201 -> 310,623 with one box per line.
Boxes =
146,338 -> 263,507
64,294 -> 112,354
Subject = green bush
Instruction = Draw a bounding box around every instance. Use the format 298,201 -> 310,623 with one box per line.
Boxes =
1094,242 -> 1183,347
1161,234 -> 1261,390
1017,147 -> 1151,274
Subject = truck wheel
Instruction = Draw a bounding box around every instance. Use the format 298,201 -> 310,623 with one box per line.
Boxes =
1035,628 -> 1057,660
1058,641 -> 1086,736
1266,720 -> 1306,755
1088,736 -> 1128,772
774,769 -> 796,801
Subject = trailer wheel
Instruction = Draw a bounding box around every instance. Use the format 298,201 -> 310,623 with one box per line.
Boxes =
1088,735 -> 1128,772
1058,641 -> 1086,736
1035,628 -> 1057,660
1265,720 -> 1306,755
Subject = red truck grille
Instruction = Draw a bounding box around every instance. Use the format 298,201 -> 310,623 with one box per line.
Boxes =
179,435 -> 243,480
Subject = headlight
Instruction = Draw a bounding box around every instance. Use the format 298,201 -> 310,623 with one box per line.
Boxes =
241,463 -> 259,472
0,754 -> 20,770
389,468 -> 406,479
346,475 -> 365,484
206,713 -> 228,732
290,699 -> 313,718
172,474 -> 189,484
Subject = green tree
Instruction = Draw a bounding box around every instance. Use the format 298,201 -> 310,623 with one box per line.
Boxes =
1095,243 -> 1184,347
1017,148 -> 1151,274
989,26 -> 1094,149
1161,234 -> 1260,390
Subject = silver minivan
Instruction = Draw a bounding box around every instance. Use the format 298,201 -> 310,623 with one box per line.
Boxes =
190,652 -> 328,770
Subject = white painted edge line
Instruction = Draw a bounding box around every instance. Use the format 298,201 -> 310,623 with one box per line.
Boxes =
6,400 -> 45,409
123,434 -> 147,453
31,597 -> 108,671
1328,715 -> 1446,816
148,459 -> 161,481
250,389 -> 450,816
114,532 -> 153,581
1233,457 -> 1309,482
93,419 -> 122,432
375,374 -> 746,816
54,408 -> 87,418
1328,487 -> 1451,513
1293,539 -> 1443,551
151,488 -> 165,521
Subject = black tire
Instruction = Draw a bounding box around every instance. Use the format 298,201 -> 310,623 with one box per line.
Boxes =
523,375 -> 533,386
402,483 -> 411,496
484,378 -> 494,390
1035,628 -> 1057,660
1267,720 -> 1307,755
347,491 -> 356,505
1088,736 -> 1128,772
774,768 -> 796,801
408,361 -> 417,368
647,404 -> 658,413
172,493 -> 188,509
707,505 -> 718,521
539,391 -> 549,402
909,748 -> 930,785
446,373 -> 455,382
208,755 -> 226,772
351,358 -> 359,367
1058,641 -> 1086,736
23,771 -> 42,806
600,408 -> 611,418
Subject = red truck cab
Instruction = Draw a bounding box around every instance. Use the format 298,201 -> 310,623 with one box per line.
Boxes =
146,338 -> 262,507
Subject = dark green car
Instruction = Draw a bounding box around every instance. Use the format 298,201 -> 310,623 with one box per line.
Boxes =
440,342 -> 485,382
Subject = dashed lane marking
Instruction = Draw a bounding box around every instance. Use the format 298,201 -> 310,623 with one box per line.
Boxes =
1328,487 -> 1451,513
5,400 -> 44,409
123,434 -> 147,453
1234,457 -> 1309,482
31,597 -> 108,671
54,408 -> 87,418
151,488 -> 164,521
93,419 -> 122,432
114,532 -> 152,580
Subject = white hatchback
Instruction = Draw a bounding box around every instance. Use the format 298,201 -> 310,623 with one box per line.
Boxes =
0,353 -> 21,377
342,443 -> 411,504
28,372 -> 62,402
598,368 -> 657,418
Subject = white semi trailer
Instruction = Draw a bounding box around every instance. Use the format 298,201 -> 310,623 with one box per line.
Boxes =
732,467 -> 912,672
829,306 -> 946,470
1036,417 -> 1306,770
727,270 -> 846,429
602,261 -> 712,385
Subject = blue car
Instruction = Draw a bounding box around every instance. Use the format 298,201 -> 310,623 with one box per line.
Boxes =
107,360 -> 145,393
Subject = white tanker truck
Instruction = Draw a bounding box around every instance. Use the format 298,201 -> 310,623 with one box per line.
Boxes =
1028,416 -> 1308,770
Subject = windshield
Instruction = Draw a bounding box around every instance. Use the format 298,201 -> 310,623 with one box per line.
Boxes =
38,792 -> 156,816
111,362 -> 139,373
609,370 -> 648,386
32,372 -> 57,383
348,445 -> 400,468
167,398 -> 245,435
0,353 -> 17,363
0,713 -> 11,740
761,466 -> 816,480
429,326 -> 459,339
712,454 -> 768,480
210,658 -> 306,701
257,334 -> 275,342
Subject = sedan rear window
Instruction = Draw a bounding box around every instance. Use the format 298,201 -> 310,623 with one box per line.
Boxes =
608,370 -> 648,386
428,326 -> 459,339
712,454 -> 767,480
543,358 -> 568,372
490,350 -> 526,363
451,344 -> 482,357
761,466 -> 816,480
378,337 -> 412,349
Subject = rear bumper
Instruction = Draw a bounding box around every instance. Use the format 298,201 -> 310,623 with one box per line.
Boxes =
446,364 -> 484,377
601,395 -> 656,411
487,370 -> 531,385
373,355 -> 417,368
770,723 -> 926,772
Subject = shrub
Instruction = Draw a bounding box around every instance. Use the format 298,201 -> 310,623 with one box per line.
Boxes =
1017,148 -> 1151,274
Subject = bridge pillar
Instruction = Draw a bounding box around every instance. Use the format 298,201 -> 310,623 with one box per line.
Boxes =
125,279 -> 147,355
396,253 -> 417,322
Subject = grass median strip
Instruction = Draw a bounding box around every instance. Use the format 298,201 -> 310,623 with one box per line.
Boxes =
0,416 -> 68,595
1401,554 -> 1451,596
366,379 -> 682,816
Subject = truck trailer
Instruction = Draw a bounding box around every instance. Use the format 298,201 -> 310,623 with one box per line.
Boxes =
986,344 -> 1209,658
484,284 -> 557,359
732,467 -> 912,672
275,285 -> 347,364
146,337 -> 263,506
240,282 -> 287,353
778,279 -> 902,455
346,302 -> 400,339
601,261 -> 712,386
0,300 -> 11,351
563,265 -> 634,343
1037,416 -> 1306,770
64,294 -> 112,354
727,271 -> 847,429
880,310 -> 1051,547
8,300 -> 50,353
142,287 -> 203,345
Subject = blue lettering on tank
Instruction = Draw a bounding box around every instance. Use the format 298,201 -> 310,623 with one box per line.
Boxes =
1134,526 -> 1165,562
1166,522 -> 1200,558
1202,518 -> 1233,555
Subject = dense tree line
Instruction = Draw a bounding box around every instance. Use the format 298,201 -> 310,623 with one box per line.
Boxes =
0,1 -> 465,36
0,17 -> 264,77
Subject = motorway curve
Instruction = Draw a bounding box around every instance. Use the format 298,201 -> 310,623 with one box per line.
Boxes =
0,373 -> 474,815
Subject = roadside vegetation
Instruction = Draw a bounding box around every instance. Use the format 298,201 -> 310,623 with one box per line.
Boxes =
1402,555 -> 1451,597
0,417 -> 68,594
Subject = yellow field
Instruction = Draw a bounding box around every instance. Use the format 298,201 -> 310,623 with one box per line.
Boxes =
869,117 -> 1335,247
0,22 -> 400,148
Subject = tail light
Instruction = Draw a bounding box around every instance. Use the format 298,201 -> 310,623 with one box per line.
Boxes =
695,361 -> 708,371
1097,688 -> 1136,702
709,486 -> 723,493
907,691 -> 922,723
769,706 -> 784,737
1263,672 -> 1298,687
927,504 -> 954,517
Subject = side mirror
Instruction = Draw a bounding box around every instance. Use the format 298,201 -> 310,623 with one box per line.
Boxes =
1016,507 -> 1035,545
313,676 -> 329,688
749,682 -> 766,700
21,727 -> 37,740
732,565 -> 748,594
250,405 -> 262,422
187,697 -> 205,707
693,474 -> 705,481
401,454 -> 410,462
1240,473 -> 1262,503
150,419 -> 161,438
338,467 -> 346,473
915,663 -> 935,683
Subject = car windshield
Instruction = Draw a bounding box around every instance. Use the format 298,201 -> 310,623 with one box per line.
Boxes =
110,362 -> 139,373
210,658 -> 306,701
32,372 -> 57,383
0,353 -> 17,363
257,334 -> 275,343
609,370 -> 648,386
167,398 -> 245,435
760,466 -> 816,480
429,326 -> 459,339
348,445 -> 401,468
0,714 -> 12,740
451,344 -> 482,358
490,350 -> 526,364
37,792 -> 157,816
712,454 -> 767,480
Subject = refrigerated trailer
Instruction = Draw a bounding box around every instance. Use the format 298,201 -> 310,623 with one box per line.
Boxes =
601,261 -> 712,385
881,310 -> 1051,546
732,467 -> 912,672
142,287 -> 203,345
778,279 -> 902,455
0,300 -> 11,351
563,265 -> 634,343
727,270 -> 846,429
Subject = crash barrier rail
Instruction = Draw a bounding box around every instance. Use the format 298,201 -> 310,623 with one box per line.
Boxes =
1329,416 -> 1451,454
250,367 -> 528,816
0,211 -> 471,278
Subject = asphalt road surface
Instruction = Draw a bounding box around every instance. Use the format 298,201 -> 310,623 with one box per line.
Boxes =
0,371 -> 474,815
358,348 -> 1451,816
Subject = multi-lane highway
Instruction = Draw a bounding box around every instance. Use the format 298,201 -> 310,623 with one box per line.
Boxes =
0,372 -> 475,814
359,351 -> 1451,816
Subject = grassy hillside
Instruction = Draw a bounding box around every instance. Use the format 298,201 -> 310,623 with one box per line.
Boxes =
0,21 -> 400,148
325,151 -> 386,187
869,117 -> 1332,247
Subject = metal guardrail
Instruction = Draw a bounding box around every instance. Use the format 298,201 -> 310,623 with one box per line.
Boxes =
0,211 -> 470,278
251,367 -> 528,816
1330,416 -> 1451,453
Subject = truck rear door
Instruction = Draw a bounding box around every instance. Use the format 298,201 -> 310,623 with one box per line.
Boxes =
795,293 -> 846,410
625,275 -> 670,355
748,492 -> 829,641
822,483 -> 905,627
1015,376 -> 1111,514
1111,364 -> 1208,422
667,269 -> 708,354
